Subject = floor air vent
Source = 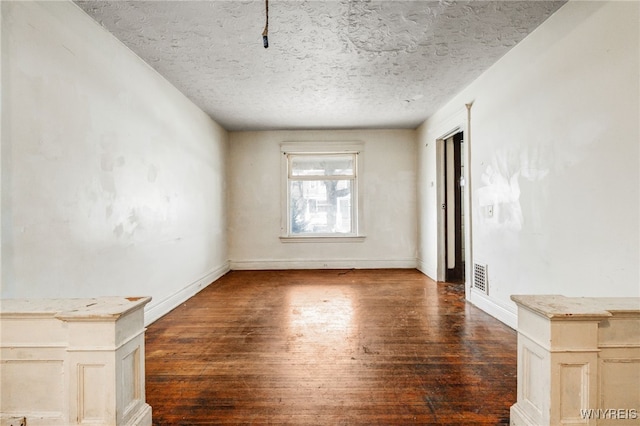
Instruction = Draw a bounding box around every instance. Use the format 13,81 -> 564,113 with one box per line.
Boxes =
473,263 -> 488,294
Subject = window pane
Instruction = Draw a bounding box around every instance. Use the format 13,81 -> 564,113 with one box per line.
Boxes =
290,180 -> 352,234
290,154 -> 354,177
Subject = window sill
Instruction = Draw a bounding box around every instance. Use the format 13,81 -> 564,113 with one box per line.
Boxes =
279,235 -> 366,243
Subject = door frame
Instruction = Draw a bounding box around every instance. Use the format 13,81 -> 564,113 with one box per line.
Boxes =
444,132 -> 464,282
435,104 -> 473,294
436,128 -> 460,282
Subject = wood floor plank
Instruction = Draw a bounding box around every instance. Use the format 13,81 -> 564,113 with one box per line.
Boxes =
145,269 -> 516,425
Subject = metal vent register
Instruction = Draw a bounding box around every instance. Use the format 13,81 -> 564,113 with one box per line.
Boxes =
473,264 -> 488,294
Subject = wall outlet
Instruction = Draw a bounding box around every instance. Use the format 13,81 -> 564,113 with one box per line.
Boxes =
487,205 -> 494,217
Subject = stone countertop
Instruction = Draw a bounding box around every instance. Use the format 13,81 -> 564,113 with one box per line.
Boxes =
1,296 -> 151,320
511,294 -> 640,319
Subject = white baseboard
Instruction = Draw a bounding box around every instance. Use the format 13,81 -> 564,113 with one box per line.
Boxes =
144,262 -> 230,325
415,258 -> 436,281
142,259 -> 517,330
1,414 -> 63,426
125,403 -> 152,426
229,258 -> 417,270
510,403 -> 538,426
416,261 -> 516,328
468,289 -> 518,329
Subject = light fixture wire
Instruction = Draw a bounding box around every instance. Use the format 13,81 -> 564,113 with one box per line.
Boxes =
262,0 -> 269,48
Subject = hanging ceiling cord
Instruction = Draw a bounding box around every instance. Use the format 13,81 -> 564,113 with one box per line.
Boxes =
262,0 -> 269,48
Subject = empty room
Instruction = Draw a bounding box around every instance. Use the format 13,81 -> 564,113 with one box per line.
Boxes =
1,0 -> 639,425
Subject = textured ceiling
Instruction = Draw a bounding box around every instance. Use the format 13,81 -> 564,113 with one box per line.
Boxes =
75,0 -> 566,131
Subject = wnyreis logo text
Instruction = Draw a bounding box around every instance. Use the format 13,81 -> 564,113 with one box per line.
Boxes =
580,409 -> 638,420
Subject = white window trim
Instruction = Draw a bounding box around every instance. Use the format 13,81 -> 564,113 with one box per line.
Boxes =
280,141 -> 365,242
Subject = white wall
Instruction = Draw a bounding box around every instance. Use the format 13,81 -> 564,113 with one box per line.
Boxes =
228,130 -> 417,269
1,1 -> 229,323
417,0 -> 640,327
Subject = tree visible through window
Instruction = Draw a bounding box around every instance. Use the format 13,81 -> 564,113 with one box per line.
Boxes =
287,153 -> 357,235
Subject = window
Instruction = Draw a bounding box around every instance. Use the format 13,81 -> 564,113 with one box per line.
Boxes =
281,142 -> 364,242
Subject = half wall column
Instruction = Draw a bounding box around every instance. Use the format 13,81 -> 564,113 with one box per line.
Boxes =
0,297 -> 152,426
510,295 -> 640,426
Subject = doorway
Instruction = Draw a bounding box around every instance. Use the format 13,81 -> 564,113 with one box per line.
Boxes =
443,132 -> 465,283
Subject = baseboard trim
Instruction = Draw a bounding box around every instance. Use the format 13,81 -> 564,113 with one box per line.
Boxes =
415,258 -> 436,281
510,403 -> 538,426
468,290 -> 518,329
144,262 -> 230,325
125,403 -> 152,426
1,414 -> 63,426
229,259 -> 417,270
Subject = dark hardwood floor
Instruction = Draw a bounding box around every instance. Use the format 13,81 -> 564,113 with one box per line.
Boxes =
145,269 -> 517,425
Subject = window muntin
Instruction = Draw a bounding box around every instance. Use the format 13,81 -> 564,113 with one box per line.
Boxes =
286,152 -> 358,236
